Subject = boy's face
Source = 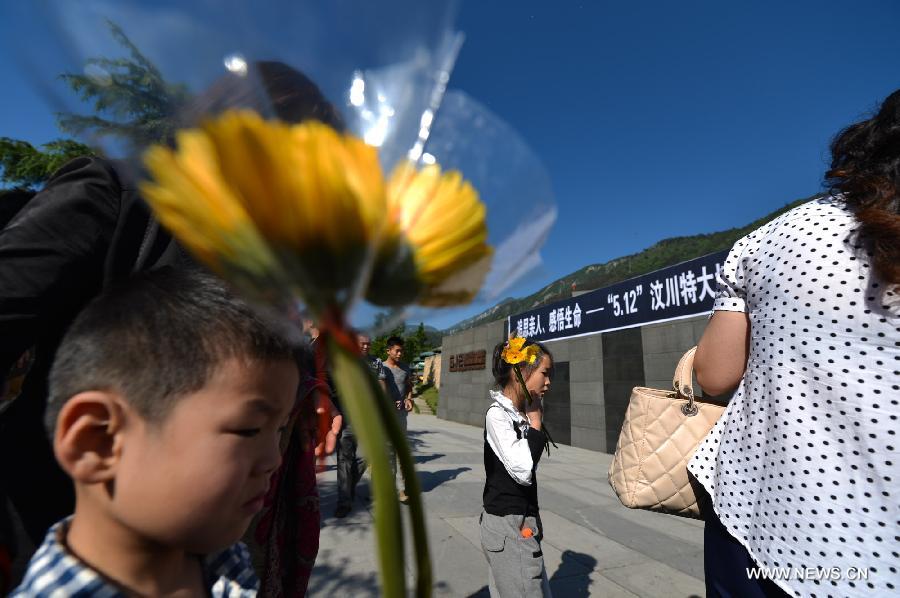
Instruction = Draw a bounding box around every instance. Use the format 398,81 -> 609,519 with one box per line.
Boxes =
110,357 -> 298,554
387,344 -> 403,362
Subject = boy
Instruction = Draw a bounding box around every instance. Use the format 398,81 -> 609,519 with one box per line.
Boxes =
382,336 -> 413,503
13,268 -> 298,596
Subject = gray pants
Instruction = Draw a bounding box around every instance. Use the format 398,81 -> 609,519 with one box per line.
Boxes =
480,511 -> 552,598
336,423 -> 365,508
388,414 -> 408,491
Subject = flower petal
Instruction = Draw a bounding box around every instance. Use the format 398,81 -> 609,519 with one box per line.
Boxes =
141,110 -> 387,310
371,161 -> 491,307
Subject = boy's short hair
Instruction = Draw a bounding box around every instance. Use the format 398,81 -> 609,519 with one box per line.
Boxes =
386,336 -> 404,349
47,267 -> 295,434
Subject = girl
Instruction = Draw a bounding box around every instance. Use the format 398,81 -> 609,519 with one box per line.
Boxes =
480,338 -> 554,598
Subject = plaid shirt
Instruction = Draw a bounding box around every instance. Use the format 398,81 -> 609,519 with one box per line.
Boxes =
365,355 -> 387,380
12,519 -> 259,597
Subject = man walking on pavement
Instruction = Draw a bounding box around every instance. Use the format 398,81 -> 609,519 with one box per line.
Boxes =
383,336 -> 414,503
334,333 -> 386,518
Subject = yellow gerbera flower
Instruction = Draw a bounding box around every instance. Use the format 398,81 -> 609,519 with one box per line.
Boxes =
140,129 -> 280,283
140,110 -> 387,310
366,161 -> 492,307
523,344 -> 541,364
501,336 -> 540,365
507,336 -> 526,352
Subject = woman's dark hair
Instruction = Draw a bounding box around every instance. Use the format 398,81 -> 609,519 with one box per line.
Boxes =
181,60 -> 344,131
825,89 -> 900,285
491,338 -> 553,390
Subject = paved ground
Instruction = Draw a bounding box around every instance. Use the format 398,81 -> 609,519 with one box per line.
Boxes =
310,413 -> 706,597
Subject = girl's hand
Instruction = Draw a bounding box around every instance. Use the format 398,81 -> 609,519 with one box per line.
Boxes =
525,396 -> 542,430
299,386 -> 342,457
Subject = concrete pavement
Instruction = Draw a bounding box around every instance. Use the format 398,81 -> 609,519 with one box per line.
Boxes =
309,413 -> 706,597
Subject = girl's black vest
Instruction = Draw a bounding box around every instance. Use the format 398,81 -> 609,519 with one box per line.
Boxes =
482,405 -> 546,517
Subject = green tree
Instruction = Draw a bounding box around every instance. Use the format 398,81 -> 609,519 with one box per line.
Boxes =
57,20 -> 189,149
370,321 -> 431,364
1,20 -> 188,190
369,335 -> 388,361
0,137 -> 94,188
404,322 -> 430,362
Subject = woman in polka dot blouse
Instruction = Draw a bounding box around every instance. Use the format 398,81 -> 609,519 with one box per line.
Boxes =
688,90 -> 899,598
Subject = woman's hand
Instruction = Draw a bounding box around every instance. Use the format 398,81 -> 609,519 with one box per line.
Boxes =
314,395 -> 342,457
525,395 -> 542,431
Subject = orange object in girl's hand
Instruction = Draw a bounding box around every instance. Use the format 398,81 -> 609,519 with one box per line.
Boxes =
520,527 -> 534,539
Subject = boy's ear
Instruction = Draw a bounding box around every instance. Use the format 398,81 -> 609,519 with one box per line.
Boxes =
54,391 -> 129,484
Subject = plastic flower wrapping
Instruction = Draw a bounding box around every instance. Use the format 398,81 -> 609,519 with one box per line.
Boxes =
4,1 -> 556,595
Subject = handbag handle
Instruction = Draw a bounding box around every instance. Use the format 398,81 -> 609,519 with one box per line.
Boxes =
671,346 -> 699,416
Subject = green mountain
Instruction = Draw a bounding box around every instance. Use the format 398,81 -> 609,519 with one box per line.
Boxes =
445,194 -> 819,333
401,323 -> 443,348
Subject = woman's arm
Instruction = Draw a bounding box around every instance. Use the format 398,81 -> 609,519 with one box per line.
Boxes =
694,310 -> 750,396
695,220 -> 770,397
485,407 -> 535,486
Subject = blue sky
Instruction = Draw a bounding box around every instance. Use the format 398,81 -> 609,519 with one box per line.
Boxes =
2,1 -> 899,330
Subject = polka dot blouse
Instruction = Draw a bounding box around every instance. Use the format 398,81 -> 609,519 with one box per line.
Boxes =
688,196 -> 899,597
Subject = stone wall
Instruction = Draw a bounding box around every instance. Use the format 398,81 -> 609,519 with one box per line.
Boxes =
422,354 -> 442,388
438,314 -> 708,454
437,319 -> 505,427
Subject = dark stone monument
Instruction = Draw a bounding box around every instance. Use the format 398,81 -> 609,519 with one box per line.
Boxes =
542,361 -> 571,446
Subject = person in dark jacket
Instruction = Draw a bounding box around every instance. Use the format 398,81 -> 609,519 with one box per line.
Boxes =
0,156 -> 180,543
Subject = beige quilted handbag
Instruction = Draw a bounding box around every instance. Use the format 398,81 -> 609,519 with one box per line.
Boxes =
607,347 -> 725,519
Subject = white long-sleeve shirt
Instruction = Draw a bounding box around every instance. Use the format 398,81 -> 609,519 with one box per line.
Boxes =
485,390 -> 538,486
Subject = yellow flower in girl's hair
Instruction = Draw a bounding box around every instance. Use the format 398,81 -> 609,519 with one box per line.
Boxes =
523,344 -> 541,364
501,336 -> 540,365
366,161 -> 492,307
507,336 -> 527,352
140,110 -> 387,310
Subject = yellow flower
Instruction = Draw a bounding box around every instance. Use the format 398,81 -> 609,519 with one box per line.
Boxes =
140,110 -> 387,310
502,348 -> 527,364
366,161 -> 492,307
507,336 -> 526,352
140,129 -> 280,283
501,336 -> 540,365
523,344 -> 541,365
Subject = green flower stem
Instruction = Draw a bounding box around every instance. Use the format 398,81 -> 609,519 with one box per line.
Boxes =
327,338 -> 405,597
360,358 -> 433,598
513,364 -> 532,405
